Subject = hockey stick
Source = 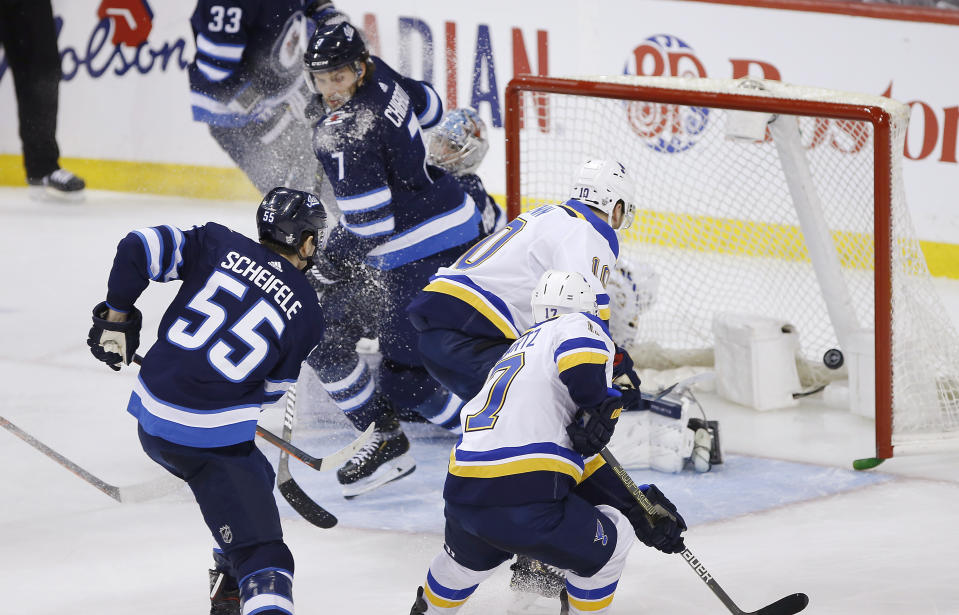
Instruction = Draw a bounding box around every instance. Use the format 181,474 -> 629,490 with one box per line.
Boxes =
599,446 -> 809,615
130,354 -> 373,472
275,383 -> 339,528
0,415 -> 181,503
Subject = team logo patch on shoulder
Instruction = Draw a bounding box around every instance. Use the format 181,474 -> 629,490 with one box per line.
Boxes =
323,111 -> 354,126
379,81 -> 388,93
268,260 -> 283,272
219,524 -> 233,544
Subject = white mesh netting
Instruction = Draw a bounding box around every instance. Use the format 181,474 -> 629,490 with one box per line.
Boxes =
511,75 -> 959,453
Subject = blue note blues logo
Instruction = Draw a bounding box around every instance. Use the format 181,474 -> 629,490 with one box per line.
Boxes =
623,34 -> 710,154
594,519 -> 609,546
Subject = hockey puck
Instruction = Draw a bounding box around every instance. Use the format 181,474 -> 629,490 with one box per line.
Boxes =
823,348 -> 844,369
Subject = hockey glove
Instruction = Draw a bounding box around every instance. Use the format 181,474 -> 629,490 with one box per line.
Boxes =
614,384 -> 644,412
87,302 -> 142,371
627,484 -> 687,554
612,345 -> 641,389
306,1 -> 350,26
566,393 -> 623,457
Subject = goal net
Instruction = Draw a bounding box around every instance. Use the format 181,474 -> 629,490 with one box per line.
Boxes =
504,74 -> 959,460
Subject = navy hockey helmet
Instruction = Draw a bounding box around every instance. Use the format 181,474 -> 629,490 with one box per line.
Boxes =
256,187 -> 328,256
304,21 -> 368,73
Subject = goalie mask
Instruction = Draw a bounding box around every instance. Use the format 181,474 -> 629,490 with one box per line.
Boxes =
606,257 -> 660,346
569,159 -> 637,231
531,270 -> 599,323
257,187 -> 328,269
426,108 -> 489,176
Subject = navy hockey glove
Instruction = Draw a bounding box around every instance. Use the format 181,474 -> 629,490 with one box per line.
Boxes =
612,345 -> 641,389
87,302 -> 141,371
614,383 -> 644,412
566,394 -> 623,457
627,484 -> 687,554
306,1 -> 349,26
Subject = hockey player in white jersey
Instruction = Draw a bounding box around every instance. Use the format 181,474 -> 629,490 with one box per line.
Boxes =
407,158 -> 640,404
408,271 -> 687,615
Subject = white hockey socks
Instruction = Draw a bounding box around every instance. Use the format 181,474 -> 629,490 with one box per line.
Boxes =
564,506 -> 634,614
419,549 -> 498,613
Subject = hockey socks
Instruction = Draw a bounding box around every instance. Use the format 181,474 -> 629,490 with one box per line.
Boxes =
415,550 -> 498,613
409,387 -> 465,432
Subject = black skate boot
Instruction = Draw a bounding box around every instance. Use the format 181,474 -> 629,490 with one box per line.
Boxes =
336,412 -> 416,498
409,586 -> 428,614
208,568 -> 240,615
28,168 -> 85,201
509,554 -> 567,613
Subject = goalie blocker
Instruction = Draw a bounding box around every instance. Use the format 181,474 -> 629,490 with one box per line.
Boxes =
610,391 -> 722,473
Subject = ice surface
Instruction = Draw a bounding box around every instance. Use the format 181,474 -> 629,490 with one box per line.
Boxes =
1,188 -> 958,614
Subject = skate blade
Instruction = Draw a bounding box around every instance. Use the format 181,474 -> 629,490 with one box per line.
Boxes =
29,185 -> 85,202
341,455 -> 416,499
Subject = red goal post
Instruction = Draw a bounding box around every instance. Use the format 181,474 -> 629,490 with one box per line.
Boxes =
504,74 -> 959,461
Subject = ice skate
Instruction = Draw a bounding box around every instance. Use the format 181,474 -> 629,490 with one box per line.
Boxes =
337,413 -> 416,498
507,555 -> 567,614
409,586 -> 428,614
208,568 -> 240,615
28,168 -> 85,201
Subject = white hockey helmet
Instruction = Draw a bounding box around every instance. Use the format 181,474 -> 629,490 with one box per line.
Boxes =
569,159 -> 636,231
531,270 -> 599,324
426,108 -> 489,176
606,257 -> 660,345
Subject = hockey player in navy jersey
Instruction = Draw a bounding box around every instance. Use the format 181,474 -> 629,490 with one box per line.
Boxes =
300,22 -> 493,498
408,271 -> 687,615
86,188 -> 327,615
426,107 -> 506,240
188,0 -> 347,194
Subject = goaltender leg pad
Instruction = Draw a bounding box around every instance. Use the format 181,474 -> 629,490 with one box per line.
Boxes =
607,395 -> 693,473
238,567 -> 294,615
418,548 -> 500,614
563,505 -> 633,615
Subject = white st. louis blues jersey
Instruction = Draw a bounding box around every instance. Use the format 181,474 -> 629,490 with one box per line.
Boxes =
444,312 -> 617,506
408,199 -> 619,341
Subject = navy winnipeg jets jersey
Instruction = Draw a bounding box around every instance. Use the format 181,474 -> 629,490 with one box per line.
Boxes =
313,57 -> 483,271
104,223 -> 324,448
189,0 -> 310,127
454,172 -> 505,239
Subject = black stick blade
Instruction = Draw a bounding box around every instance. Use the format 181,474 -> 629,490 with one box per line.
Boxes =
754,593 -> 809,615
278,478 -> 338,528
